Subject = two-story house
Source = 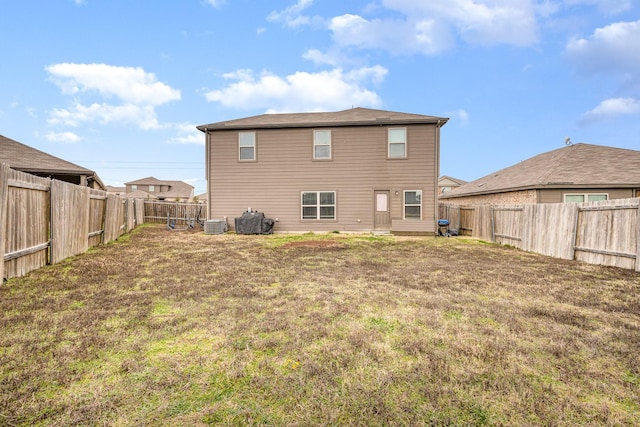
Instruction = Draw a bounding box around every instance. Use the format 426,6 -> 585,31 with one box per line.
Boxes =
197,107 -> 448,234
124,177 -> 194,201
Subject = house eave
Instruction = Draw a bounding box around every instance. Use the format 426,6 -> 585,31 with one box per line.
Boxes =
440,182 -> 640,199
197,117 -> 448,132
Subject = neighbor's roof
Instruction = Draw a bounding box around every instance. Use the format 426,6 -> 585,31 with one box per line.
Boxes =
438,175 -> 467,186
197,107 -> 448,131
125,176 -> 194,199
440,143 -> 640,199
0,134 -> 95,176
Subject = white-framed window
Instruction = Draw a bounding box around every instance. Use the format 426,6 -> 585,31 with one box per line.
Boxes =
564,193 -> 609,203
404,190 -> 422,219
388,128 -> 407,158
239,132 -> 256,161
149,185 -> 155,192
131,185 -> 137,191
302,191 -> 336,220
314,130 -> 331,160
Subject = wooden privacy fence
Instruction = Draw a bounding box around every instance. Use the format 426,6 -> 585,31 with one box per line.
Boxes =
1,163 -> 143,281
143,200 -> 205,226
439,198 -> 640,271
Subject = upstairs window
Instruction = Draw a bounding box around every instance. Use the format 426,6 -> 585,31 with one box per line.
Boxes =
388,128 -> 407,158
302,191 -> 336,220
131,185 -> 137,191
239,132 -> 256,161
314,130 -> 331,160
404,190 -> 422,219
149,185 -> 155,192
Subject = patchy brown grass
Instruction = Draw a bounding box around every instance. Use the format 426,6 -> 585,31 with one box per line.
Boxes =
1,224 -> 639,426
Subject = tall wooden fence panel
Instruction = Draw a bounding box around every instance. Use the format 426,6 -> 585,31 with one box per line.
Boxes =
439,199 -> 640,271
521,203 -> 578,260
51,180 -> 90,264
459,207 -> 475,236
3,167 -> 51,279
473,205 -> 494,241
103,195 -> 125,244
492,206 -> 523,247
89,189 -> 108,247
134,198 -> 145,226
0,163 -> 9,281
125,199 -> 135,232
2,163 -> 142,281
144,201 -> 205,225
574,199 -> 639,270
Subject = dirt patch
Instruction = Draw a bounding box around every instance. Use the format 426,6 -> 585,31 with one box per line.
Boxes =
281,239 -> 345,249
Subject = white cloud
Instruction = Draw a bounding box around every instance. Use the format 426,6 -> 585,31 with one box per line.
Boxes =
581,97 -> 640,123
46,63 -> 180,106
167,123 -> 204,145
566,20 -> 640,122
44,131 -> 82,143
329,14 -> 454,55
564,0 -> 631,14
448,109 -> 470,126
45,63 -> 180,131
203,0 -> 225,8
303,49 -> 342,67
47,103 -> 161,130
565,20 -> 640,75
204,67 -> 387,113
267,0 -> 315,28
327,0 -> 539,56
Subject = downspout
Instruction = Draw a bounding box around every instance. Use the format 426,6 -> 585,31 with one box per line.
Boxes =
205,130 -> 211,220
434,120 -> 442,234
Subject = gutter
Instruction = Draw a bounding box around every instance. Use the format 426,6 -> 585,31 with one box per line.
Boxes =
197,117 -> 449,132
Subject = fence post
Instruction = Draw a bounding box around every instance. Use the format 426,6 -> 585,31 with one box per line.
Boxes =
569,203 -> 580,261
490,206 -> 495,242
0,163 -> 9,282
636,203 -> 640,272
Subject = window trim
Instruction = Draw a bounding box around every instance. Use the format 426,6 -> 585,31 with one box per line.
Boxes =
313,130 -> 332,161
388,127 -> 407,159
301,191 -> 336,220
563,193 -> 609,203
403,189 -> 422,220
238,132 -> 256,162
148,185 -> 155,192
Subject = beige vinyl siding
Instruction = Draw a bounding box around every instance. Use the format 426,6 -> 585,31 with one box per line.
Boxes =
208,124 -> 437,233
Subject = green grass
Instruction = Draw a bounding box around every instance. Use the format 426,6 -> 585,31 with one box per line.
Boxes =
1,225 -> 639,426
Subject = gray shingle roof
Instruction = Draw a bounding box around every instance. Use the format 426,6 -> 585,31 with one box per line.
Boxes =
440,143 -> 640,198
197,107 -> 448,131
0,134 -> 95,175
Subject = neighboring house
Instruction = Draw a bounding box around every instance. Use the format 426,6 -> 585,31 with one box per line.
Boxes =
438,175 -> 466,195
193,192 -> 207,204
0,134 -> 105,189
197,107 -> 448,234
124,177 -> 194,201
105,185 -> 125,196
439,143 -> 640,205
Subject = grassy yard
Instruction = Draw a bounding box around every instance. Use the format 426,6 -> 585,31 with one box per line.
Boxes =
1,224 -> 639,426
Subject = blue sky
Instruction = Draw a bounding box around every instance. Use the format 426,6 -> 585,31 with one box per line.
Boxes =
1,0 -> 639,194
